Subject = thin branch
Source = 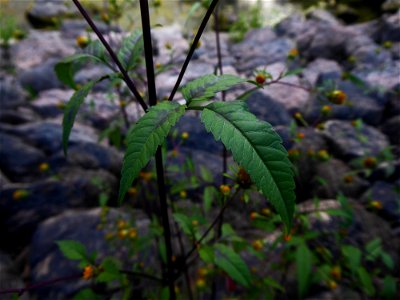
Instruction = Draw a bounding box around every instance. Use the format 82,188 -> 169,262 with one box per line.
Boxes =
168,0 -> 220,101
120,270 -> 163,282
72,0 -> 148,111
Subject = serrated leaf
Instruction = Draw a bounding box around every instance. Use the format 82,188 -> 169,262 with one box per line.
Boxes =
201,101 -> 295,230
119,101 -> 186,203
117,31 -> 143,71
57,240 -> 87,261
96,257 -> 121,283
296,243 -> 312,298
214,243 -> 252,287
365,238 -> 382,261
181,74 -> 246,105
62,80 -> 97,155
83,40 -> 108,63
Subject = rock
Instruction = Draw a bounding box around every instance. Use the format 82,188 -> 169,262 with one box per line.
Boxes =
275,13 -> 307,38
381,116 -> 400,147
311,158 -> 369,199
308,9 -> 342,26
31,89 -> 74,118
246,90 -> 292,126
14,30 -> 75,71
378,13 -> 400,42
152,25 -> 188,65
0,169 -> 117,252
321,120 -> 390,161
231,27 -> 277,55
173,115 -> 223,153
0,133 -> 46,182
60,19 -> 118,39
0,107 -> 40,125
354,60 -> 400,92
361,181 -> 400,226
233,37 -> 295,74
0,75 -> 27,109
19,58 -> 63,93
304,81 -> 385,126
74,65 -> 112,92
0,170 -> 10,186
181,61 -> 215,85
382,0 -> 400,11
385,88 -> 400,118
29,208 -> 151,300
0,251 -> 28,300
303,58 -> 342,87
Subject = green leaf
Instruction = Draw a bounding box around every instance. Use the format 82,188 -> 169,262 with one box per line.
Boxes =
296,243 -> 312,298
203,186 -> 217,212
117,31 -> 143,71
57,240 -> 87,261
173,213 -> 192,235
201,101 -> 295,230
97,257 -> 121,283
381,252 -> 394,270
357,267 -> 375,296
73,288 -> 102,300
62,80 -> 97,155
181,74 -> 246,105
382,275 -> 396,299
341,245 -> 361,274
83,40 -> 109,64
199,165 -> 213,182
214,243 -> 252,287
199,245 -> 214,264
119,101 -> 186,203
365,238 -> 382,261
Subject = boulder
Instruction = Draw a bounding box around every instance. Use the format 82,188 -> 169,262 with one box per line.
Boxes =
0,251 -> 28,300
26,0 -> 78,28
303,58 -> 342,87
321,120 -> 390,161
381,116 -> 400,147
29,208 -> 151,299
0,75 -> 27,109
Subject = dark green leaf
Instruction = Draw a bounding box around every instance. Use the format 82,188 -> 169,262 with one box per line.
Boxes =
199,245 -> 214,264
181,74 -> 246,105
173,213 -> 192,235
296,243 -> 312,298
382,276 -> 396,299
203,186 -> 217,212
357,267 -> 375,296
381,252 -> 394,270
62,80 -> 96,155
214,243 -> 252,287
365,238 -> 382,261
73,288 -> 102,300
96,257 -> 121,283
119,101 -> 186,203
201,101 -> 295,231
117,31 -> 143,70
56,240 -> 87,261
341,245 -> 361,274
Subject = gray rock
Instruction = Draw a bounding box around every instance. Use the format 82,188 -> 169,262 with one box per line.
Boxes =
0,133 -> 46,182
275,13 -> 307,38
354,60 -> 400,92
19,58 -> 63,93
0,169 -> 117,252
0,75 -> 27,109
361,181 -> 400,225
303,58 -> 342,87
0,251 -> 28,300
304,81 -> 385,126
381,116 -> 400,147
379,13 -> 400,42
26,0 -> 78,28
321,120 -> 390,161
246,90 -> 292,126
0,107 -> 40,125
312,158 -> 369,198
31,89 -> 74,118
29,208 -> 151,300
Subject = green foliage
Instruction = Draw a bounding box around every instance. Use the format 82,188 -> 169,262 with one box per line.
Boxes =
62,80 -> 97,155
213,243 -> 252,287
201,101 -> 295,231
117,30 -> 144,71
0,14 -> 16,45
341,245 -> 361,274
181,74 -> 246,105
57,240 -> 87,261
296,243 -> 312,298
119,101 -> 186,202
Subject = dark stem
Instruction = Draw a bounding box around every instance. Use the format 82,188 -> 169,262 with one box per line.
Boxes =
0,274 -> 81,296
72,0 -> 148,111
168,0 -> 220,101
120,270 -> 163,282
139,1 -> 175,299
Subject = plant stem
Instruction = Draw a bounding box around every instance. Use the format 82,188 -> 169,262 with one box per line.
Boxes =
168,0 -> 220,101
72,0 -> 148,111
139,1 -> 176,299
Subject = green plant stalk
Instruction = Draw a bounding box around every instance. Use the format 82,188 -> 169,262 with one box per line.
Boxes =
139,1 -> 176,299
72,0 -> 148,111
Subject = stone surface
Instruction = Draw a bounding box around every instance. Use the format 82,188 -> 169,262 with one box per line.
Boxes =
321,120 -> 390,161
0,75 -> 27,109
381,115 -> 400,147
303,58 -> 342,87
29,208 -> 151,299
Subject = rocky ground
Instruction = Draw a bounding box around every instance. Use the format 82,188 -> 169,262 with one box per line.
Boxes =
0,1 -> 399,299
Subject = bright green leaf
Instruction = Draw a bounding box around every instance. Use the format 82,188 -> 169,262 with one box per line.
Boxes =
199,245 -> 214,264
203,186 -> 217,212
341,245 -> 361,274
214,243 -> 252,287
296,243 -> 312,298
365,238 -> 382,261
119,101 -> 186,203
173,213 -> 193,235
62,80 -> 97,155
56,240 -> 87,261
181,74 -> 246,105
201,101 -> 295,231
357,267 -> 375,296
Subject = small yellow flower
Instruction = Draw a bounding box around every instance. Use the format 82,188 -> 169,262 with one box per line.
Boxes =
296,132 -> 305,139
327,279 -> 338,290
101,12 -> 110,23
12,189 -> 29,201
327,90 -> 346,105
261,207 -> 271,216
363,157 -> 377,169
252,240 -> 263,251
287,48 -> 299,59
197,267 -> 208,277
76,35 -> 89,48
153,0 -> 162,7
181,132 -> 189,140
250,212 -> 258,220
288,148 -> 301,160
195,277 -> 206,288
316,122 -> 325,130
294,112 -> 302,120
117,220 -> 128,230
179,190 -> 187,199
191,220 -> 199,226
255,73 -> 267,85
164,42 -> 172,50
219,185 -> 231,196
369,200 -> 383,210
38,162 -> 49,172
129,228 -> 137,239
119,100 -> 127,108
104,232 -> 114,240
128,187 -> 137,197
283,234 -> 292,242
317,149 -> 330,161
118,229 -> 129,239
83,265 -> 94,280
330,265 -> 341,280
140,171 -> 153,182
155,63 -> 162,69
321,105 -> 332,115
